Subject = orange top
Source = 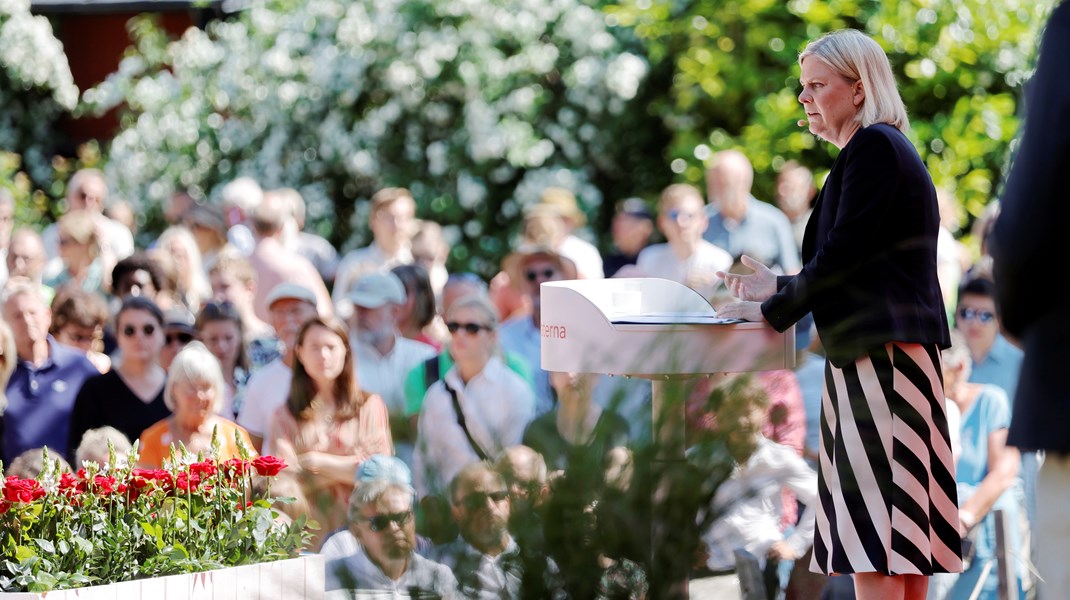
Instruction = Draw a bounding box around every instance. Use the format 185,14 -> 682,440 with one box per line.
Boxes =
138,416 -> 255,467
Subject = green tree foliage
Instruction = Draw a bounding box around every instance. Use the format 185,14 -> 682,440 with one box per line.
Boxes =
606,0 -> 1054,237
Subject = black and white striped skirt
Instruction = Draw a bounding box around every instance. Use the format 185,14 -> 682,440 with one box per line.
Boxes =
810,342 -> 963,576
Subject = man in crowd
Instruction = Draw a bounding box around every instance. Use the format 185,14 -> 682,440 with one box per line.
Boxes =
774,161 -> 817,252
497,245 -> 577,414
237,282 -> 319,452
207,252 -> 277,367
42,169 -> 135,270
704,150 -> 800,273
220,176 -> 262,256
636,183 -> 732,300
348,271 -> 435,462
602,197 -> 655,278
434,462 -> 566,599
326,479 -> 459,596
2,280 -> 98,463
248,191 -> 332,322
6,229 -> 50,302
333,187 -> 417,313
536,187 -> 604,279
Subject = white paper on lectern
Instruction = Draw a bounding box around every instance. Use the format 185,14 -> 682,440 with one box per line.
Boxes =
610,313 -> 745,325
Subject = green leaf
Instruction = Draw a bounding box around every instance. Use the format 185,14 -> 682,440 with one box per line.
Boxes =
34,538 -> 55,554
14,545 -> 36,562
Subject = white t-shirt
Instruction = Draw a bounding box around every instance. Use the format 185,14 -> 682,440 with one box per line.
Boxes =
559,234 -> 604,279
355,336 -> 436,418
236,358 -> 292,446
412,357 -> 535,496
635,241 -> 733,299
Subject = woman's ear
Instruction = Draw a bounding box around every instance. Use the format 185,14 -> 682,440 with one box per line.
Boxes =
853,80 -> 866,107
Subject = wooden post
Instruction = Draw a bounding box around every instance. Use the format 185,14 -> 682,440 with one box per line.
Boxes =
993,509 -> 1014,600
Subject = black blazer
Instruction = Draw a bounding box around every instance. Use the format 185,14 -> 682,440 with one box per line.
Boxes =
761,123 -> 950,368
990,1 -> 1070,453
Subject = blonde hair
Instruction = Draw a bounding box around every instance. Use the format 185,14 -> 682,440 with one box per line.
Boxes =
658,183 -> 704,213
165,342 -> 226,413
799,29 -> 909,132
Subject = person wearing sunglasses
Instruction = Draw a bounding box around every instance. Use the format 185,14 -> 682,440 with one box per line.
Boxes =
497,244 -> 577,414
433,462 -> 566,599
954,277 -> 1023,404
68,296 -> 170,459
635,183 -> 733,301
159,307 -> 198,372
326,479 -> 459,596
39,169 -> 134,273
413,294 -> 535,500
1,280 -> 99,465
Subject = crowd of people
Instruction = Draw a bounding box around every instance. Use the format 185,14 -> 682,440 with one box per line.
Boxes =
0,41 -> 1034,595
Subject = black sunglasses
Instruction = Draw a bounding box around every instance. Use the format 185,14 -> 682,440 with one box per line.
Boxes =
166,332 -> 195,345
461,490 -> 509,512
122,324 -> 156,337
446,321 -> 492,335
361,510 -> 413,532
525,268 -> 556,282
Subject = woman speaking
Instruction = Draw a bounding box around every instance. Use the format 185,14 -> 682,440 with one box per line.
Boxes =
717,30 -> 960,600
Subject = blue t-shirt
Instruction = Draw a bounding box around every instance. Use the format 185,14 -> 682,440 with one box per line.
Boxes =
3,338 -> 99,464
703,197 -> 801,272
968,334 -> 1023,407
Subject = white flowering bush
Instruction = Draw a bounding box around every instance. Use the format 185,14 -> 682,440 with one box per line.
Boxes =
88,0 -> 651,273
0,0 -> 79,188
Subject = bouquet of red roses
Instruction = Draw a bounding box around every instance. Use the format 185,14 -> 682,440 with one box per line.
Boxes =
0,429 -> 310,593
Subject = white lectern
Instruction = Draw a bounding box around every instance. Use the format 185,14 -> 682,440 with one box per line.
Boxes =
541,278 -> 795,598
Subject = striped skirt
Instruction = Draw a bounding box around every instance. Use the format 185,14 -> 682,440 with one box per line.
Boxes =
810,342 -> 963,576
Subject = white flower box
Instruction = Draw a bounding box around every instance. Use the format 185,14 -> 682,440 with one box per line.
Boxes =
0,555 -> 323,600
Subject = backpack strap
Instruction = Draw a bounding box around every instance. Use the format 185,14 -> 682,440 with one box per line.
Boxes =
442,380 -> 489,461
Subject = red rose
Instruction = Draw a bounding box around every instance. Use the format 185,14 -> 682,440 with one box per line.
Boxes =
58,472 -> 79,496
189,461 -> 218,479
252,456 -> 287,477
221,458 -> 250,479
93,475 -> 119,496
174,472 -> 201,493
3,477 -> 45,502
0,499 -> 9,514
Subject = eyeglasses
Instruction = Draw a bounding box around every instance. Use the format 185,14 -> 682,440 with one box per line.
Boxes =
665,209 -> 700,223
166,332 -> 195,345
525,268 -> 556,282
460,490 -> 509,512
446,321 -> 492,335
360,510 -> 413,532
957,307 -> 995,324
122,324 -> 156,337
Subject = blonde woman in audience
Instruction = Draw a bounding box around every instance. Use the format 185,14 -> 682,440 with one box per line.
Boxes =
156,226 -> 212,310
45,210 -> 109,295
75,426 -> 133,467
138,342 -> 254,467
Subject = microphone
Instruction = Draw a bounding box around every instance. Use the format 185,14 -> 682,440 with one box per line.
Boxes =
797,119 -> 808,127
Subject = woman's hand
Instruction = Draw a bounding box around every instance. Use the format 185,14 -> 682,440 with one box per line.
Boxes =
717,301 -> 766,323
716,255 -> 778,302
767,540 -> 800,561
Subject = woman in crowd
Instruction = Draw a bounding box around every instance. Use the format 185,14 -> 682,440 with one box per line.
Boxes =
138,342 -> 254,467
391,264 -> 445,350
927,334 -> 1022,600
267,316 -> 393,549
45,210 -> 109,295
718,29 -> 960,598
195,300 -> 252,420
0,319 -> 15,417
156,226 -> 212,311
413,294 -> 535,497
523,371 -> 629,474
49,287 -> 111,373
68,297 -> 171,452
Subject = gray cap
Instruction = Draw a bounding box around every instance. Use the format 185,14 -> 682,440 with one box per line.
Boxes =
264,282 -> 318,309
348,272 -> 406,309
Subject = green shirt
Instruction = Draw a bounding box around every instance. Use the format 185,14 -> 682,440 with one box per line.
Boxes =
403,349 -> 534,416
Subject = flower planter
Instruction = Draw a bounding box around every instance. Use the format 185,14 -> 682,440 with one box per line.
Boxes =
0,555 -> 324,600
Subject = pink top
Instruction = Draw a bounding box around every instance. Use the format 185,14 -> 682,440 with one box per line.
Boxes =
267,392 -> 393,547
